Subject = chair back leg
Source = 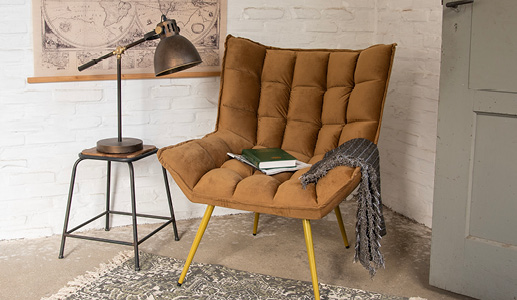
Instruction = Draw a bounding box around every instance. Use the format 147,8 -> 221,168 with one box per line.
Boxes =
303,219 -> 320,300
178,205 -> 215,286
253,212 -> 260,235
334,206 -> 350,249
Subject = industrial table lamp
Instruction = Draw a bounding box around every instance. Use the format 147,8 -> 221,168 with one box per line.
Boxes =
79,15 -> 202,154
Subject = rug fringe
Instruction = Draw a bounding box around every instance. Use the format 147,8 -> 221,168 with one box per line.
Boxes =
41,250 -> 134,300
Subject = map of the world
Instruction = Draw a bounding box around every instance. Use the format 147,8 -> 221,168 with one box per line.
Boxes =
33,0 -> 226,77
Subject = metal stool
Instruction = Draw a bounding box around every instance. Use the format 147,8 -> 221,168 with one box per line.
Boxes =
58,145 -> 179,270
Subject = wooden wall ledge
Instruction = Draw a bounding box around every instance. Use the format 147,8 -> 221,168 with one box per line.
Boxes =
27,71 -> 221,84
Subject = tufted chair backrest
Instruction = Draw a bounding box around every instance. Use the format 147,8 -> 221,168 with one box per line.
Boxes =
216,35 -> 396,163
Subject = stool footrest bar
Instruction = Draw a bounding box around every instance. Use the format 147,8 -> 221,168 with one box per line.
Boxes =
64,219 -> 174,247
64,233 -> 134,246
67,212 -> 108,234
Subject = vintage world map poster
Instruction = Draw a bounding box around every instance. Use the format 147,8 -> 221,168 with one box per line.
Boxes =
32,0 -> 227,78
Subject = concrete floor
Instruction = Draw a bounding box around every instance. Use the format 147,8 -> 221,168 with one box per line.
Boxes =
1,200 -> 474,300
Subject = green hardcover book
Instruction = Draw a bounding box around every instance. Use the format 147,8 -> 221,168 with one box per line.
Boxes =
241,148 -> 297,169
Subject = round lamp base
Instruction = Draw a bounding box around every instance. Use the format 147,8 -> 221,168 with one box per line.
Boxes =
96,138 -> 143,154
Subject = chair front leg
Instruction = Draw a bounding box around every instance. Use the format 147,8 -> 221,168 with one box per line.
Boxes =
178,205 -> 215,286
303,219 -> 320,300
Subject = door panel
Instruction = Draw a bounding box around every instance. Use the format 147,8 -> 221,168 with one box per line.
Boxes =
469,112 -> 517,246
464,239 -> 517,300
470,0 -> 517,92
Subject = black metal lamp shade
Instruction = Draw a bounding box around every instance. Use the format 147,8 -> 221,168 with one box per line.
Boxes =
154,18 -> 202,77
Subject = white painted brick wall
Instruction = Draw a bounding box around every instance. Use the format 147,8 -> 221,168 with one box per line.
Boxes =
375,1 -> 442,227
0,0 -> 441,240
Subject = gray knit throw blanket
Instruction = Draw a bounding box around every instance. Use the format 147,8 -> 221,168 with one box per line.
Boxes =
299,138 -> 386,277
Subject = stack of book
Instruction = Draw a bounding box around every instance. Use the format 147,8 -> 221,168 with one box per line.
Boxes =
228,148 -> 311,175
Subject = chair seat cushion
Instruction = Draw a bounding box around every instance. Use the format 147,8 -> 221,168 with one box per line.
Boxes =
158,131 -> 362,219
194,165 -> 361,219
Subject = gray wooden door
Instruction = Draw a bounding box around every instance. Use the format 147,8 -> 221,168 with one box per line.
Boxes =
430,1 -> 517,299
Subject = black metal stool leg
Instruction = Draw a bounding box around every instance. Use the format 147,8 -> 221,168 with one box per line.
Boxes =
59,158 -> 84,259
162,167 -> 180,241
128,162 -> 140,271
105,161 -> 111,231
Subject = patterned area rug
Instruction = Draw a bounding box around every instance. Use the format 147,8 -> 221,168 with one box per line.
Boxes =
44,251 -> 425,300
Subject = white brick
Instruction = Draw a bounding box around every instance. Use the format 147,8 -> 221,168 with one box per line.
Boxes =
343,0 -> 375,8
413,22 -> 442,36
0,0 -> 26,5
0,33 -> 30,49
54,89 -> 103,102
414,0 -> 442,9
378,0 -> 413,10
25,131 -> 75,145
0,214 -> 27,229
227,20 -> 264,32
291,7 -> 321,19
76,102 -> 115,117
423,35 -> 442,49
264,20 -> 302,33
0,76 -> 26,89
337,9 -> 375,32
354,32 -> 374,47
401,9 -> 429,22
243,8 -> 285,20
23,103 -> 76,118
2,90 -> 53,103
0,49 -> 30,65
0,132 -> 24,147
0,159 -> 27,169
376,24 -> 413,37
266,33 -> 317,48
429,10 -> 443,22
172,97 -> 215,109
67,116 -> 103,129
10,172 -> 53,188
392,34 -> 424,47
151,85 -> 191,98
195,110 -> 218,123
322,7 -> 355,21
305,21 -> 338,33
378,10 -> 402,22
196,81 -> 220,105
125,98 -> 171,111
0,21 -> 27,34
150,111 -> 196,124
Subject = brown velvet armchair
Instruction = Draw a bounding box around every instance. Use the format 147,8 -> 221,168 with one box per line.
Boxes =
158,35 -> 396,299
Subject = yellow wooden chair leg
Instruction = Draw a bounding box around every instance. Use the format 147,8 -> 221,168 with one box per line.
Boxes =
178,205 -> 215,286
253,212 -> 260,236
334,206 -> 350,249
303,219 -> 320,300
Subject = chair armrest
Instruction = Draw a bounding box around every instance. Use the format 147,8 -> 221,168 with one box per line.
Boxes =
158,130 -> 254,190
314,165 -> 361,203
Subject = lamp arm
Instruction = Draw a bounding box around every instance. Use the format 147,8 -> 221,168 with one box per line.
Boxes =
78,30 -> 158,72
124,30 -> 159,51
78,51 -> 115,71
